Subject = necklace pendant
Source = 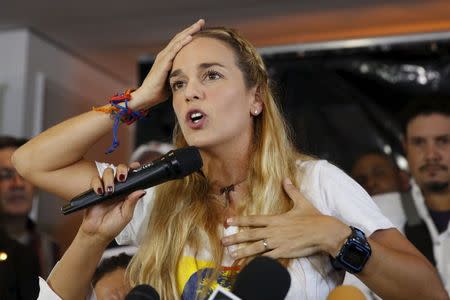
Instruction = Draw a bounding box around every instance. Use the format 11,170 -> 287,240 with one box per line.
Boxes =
220,184 -> 235,195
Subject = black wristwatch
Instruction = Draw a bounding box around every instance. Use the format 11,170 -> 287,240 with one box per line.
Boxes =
330,226 -> 372,274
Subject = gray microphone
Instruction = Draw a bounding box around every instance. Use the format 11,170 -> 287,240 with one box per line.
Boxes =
61,146 -> 202,215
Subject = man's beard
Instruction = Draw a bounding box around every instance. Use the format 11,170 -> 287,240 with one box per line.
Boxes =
419,163 -> 449,192
423,181 -> 449,193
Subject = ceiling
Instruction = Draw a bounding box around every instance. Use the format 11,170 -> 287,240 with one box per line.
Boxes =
1,0 -> 450,85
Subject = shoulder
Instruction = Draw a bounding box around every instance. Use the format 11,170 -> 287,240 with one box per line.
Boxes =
295,159 -> 393,236
296,159 -> 353,186
295,159 -> 363,205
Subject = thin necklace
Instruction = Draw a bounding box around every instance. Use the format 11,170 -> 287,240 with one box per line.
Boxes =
219,178 -> 247,208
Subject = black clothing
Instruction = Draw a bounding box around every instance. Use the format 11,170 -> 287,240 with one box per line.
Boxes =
0,229 -> 40,300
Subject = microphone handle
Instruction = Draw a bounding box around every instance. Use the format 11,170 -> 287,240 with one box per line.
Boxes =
61,161 -> 175,215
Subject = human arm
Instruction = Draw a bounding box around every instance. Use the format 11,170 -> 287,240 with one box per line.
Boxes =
46,189 -> 145,300
11,19 -> 205,200
223,177 -> 448,300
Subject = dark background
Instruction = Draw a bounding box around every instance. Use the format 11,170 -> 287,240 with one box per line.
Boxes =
136,39 -> 450,173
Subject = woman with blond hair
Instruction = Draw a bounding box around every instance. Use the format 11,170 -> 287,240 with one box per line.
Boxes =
13,19 -> 447,300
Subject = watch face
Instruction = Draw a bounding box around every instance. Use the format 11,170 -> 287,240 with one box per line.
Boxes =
344,244 -> 368,266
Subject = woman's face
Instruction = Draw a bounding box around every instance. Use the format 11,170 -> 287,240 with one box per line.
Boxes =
170,37 -> 260,150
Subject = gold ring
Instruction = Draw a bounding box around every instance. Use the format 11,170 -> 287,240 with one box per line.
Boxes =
262,238 -> 269,251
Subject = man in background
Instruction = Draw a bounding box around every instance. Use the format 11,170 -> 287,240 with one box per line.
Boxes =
0,135 -> 60,278
351,150 -> 435,262
402,97 -> 450,293
345,96 -> 450,298
351,151 -> 410,197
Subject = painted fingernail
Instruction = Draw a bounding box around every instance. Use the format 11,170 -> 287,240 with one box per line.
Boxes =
97,188 -> 103,195
119,174 -> 125,181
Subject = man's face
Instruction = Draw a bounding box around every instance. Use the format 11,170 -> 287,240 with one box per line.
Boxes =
405,113 -> 450,193
0,147 -> 34,216
351,154 -> 402,196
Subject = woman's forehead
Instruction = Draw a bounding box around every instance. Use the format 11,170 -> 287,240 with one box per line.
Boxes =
172,37 -> 236,70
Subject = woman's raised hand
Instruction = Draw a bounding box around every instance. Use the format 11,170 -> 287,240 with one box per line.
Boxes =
131,19 -> 205,110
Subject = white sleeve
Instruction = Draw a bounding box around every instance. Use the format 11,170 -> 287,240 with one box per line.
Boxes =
95,161 -> 155,246
94,161 -> 117,178
37,277 -> 96,300
37,277 -> 62,300
300,160 -> 394,237
115,189 -> 155,246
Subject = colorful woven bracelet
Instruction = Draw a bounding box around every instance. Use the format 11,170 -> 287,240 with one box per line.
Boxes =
93,89 -> 149,154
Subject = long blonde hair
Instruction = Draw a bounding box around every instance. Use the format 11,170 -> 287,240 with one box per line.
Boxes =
128,27 -> 311,299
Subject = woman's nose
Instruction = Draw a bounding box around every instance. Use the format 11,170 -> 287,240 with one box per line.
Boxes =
184,80 -> 203,102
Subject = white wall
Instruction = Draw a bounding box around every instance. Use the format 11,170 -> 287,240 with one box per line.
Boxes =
0,30 -> 28,135
0,29 -> 135,244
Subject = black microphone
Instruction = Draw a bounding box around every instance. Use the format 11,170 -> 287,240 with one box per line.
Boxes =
61,146 -> 202,215
232,256 -> 291,300
125,284 -> 160,300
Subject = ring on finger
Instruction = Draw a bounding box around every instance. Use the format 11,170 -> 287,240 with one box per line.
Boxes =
262,238 -> 269,251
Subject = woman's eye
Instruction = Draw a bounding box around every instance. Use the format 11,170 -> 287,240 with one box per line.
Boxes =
171,81 -> 185,91
204,70 -> 222,81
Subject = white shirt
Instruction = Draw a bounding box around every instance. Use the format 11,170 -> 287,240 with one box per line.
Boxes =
410,180 -> 450,294
38,277 -> 62,300
114,160 -> 392,300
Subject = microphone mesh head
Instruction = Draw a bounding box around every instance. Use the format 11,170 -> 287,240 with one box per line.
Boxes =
232,256 -> 291,300
173,146 -> 203,176
125,284 -> 160,300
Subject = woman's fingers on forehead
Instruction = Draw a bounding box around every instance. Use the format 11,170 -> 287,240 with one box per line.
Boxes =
186,19 -> 205,33
165,19 -> 204,57
170,36 -> 191,54
173,19 -> 204,41
166,33 -> 194,58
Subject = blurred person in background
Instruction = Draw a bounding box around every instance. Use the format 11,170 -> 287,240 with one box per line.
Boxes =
346,150 -> 435,299
129,140 -> 174,165
0,135 -> 61,278
92,253 -> 133,300
351,150 -> 435,262
351,151 -> 410,198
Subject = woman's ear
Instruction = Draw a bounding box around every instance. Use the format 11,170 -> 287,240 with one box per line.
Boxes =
250,86 -> 263,116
